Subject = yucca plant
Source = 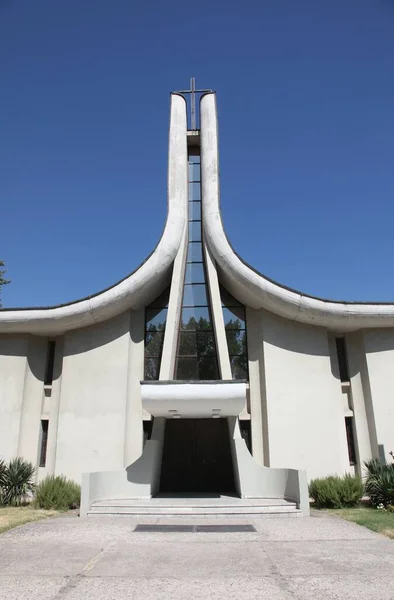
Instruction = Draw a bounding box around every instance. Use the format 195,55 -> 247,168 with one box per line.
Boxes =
1,458 -> 36,506
364,458 -> 394,507
0,458 -> 6,505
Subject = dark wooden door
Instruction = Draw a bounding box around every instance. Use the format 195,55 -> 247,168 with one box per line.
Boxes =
160,418 -> 235,493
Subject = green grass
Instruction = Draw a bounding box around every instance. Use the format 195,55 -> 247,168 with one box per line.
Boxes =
327,507 -> 394,539
0,506 -> 59,534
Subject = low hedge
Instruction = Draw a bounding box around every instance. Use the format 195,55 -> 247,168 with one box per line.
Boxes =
34,475 -> 81,510
309,474 -> 363,509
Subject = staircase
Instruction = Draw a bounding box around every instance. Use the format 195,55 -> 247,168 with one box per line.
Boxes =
87,494 -> 302,518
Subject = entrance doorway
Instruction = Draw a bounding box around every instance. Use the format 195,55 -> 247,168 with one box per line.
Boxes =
160,418 -> 235,494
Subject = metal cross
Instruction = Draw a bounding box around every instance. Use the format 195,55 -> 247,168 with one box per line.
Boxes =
175,78 -> 213,130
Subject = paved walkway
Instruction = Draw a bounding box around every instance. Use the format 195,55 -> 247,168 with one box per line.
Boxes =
0,512 -> 393,599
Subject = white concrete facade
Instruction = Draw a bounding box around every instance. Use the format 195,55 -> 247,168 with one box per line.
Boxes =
1,89 -> 393,515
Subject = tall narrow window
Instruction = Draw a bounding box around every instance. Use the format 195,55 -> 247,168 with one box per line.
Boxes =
144,288 -> 170,380
220,286 -> 249,380
239,420 -> 252,453
336,337 -> 349,382
345,416 -> 356,465
143,420 -> 153,446
39,420 -> 49,467
175,149 -> 219,380
44,341 -> 56,385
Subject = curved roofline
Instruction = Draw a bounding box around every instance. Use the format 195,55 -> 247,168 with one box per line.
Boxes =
200,92 -> 394,330
0,247 -> 159,313
0,94 -> 188,335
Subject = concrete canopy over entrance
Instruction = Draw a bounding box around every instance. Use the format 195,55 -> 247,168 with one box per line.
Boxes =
141,381 -> 246,418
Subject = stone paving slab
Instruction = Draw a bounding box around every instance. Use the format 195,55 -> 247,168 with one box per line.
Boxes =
265,539 -> 394,576
287,575 -> 394,600
85,540 -> 272,579
0,577 -> 66,600
0,512 -> 393,600
61,576 -> 290,600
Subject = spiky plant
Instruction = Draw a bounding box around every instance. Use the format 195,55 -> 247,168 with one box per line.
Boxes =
0,459 -> 7,505
1,458 -> 36,506
364,458 -> 394,508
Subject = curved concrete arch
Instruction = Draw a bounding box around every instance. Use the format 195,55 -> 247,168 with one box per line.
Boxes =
0,94 -> 188,335
200,92 -> 394,331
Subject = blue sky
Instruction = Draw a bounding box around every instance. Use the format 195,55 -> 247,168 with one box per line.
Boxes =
1,0 -> 394,307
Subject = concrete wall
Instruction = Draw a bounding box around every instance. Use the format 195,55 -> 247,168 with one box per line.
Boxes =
55,312 -> 133,482
17,336 -> 47,469
346,332 -> 375,471
261,311 -> 350,480
0,335 -> 28,461
364,329 -> 394,462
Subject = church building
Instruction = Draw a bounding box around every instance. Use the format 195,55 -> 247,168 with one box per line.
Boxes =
1,83 -> 393,516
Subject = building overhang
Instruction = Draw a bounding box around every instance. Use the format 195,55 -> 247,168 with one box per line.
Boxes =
140,380 -> 246,419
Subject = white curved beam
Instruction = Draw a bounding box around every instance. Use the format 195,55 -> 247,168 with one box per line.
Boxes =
141,382 -> 246,418
200,93 -> 394,331
0,94 -> 188,335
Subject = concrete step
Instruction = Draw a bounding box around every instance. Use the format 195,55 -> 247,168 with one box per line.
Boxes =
87,497 -> 302,518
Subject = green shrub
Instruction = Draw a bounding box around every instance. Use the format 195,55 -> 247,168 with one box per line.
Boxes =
309,476 -> 341,508
34,475 -> 81,510
0,459 -> 6,505
339,473 -> 364,507
309,474 -> 363,509
364,459 -> 394,508
1,458 -> 36,506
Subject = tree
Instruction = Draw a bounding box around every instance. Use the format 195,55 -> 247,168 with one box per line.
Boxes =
0,260 -> 10,307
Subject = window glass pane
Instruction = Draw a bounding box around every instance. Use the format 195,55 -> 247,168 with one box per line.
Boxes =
39,420 -> 49,467
188,162 -> 200,181
185,263 -> 205,284
220,286 -> 242,307
150,288 -> 170,308
44,341 -> 56,385
176,357 -> 199,380
336,338 -> 349,382
187,242 -> 203,263
144,357 -> 160,380
197,356 -> 219,380
178,331 -> 217,356
189,182 -> 201,201
145,332 -> 164,357
176,356 -> 218,381
183,284 -> 207,306
178,332 -> 198,356
240,420 -> 252,453
181,307 -> 212,330
189,201 -> 201,221
189,221 -> 201,242
345,416 -> 356,465
146,308 -> 168,331
195,332 -> 217,358
223,306 -> 245,328
188,153 -> 200,163
230,355 -> 248,380
226,330 -> 247,356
